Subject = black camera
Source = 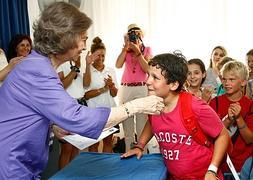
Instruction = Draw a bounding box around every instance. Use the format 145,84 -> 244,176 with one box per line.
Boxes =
128,30 -> 139,43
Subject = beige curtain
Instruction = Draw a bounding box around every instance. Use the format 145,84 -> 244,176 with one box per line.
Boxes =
28,0 -> 253,74
80,0 -> 253,69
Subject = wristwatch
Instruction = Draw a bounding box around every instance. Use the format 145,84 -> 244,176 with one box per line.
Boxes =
70,65 -> 80,79
70,65 -> 80,73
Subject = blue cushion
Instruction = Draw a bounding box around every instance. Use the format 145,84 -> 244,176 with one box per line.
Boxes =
50,152 -> 167,180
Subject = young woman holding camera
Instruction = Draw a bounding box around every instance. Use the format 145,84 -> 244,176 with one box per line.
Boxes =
115,24 -> 153,152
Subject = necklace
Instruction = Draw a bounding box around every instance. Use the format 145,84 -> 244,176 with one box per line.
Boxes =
131,54 -> 139,73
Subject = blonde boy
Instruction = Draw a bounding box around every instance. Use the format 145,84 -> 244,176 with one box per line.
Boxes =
210,61 -> 253,174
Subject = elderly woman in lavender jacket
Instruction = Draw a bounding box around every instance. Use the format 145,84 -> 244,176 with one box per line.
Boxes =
0,2 -> 164,179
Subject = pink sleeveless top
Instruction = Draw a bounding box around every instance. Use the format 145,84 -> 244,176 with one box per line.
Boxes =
121,46 -> 152,83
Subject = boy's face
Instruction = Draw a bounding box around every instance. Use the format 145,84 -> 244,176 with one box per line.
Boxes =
247,55 -> 253,70
221,72 -> 246,95
146,66 -> 176,98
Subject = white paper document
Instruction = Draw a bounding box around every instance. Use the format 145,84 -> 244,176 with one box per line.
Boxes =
62,127 -> 118,150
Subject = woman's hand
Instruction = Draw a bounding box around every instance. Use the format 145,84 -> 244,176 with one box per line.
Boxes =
8,56 -> 23,69
104,75 -> 114,87
129,42 -> 141,54
120,148 -> 143,160
125,95 -> 164,115
106,96 -> 163,129
202,86 -> 214,103
52,124 -> 70,140
85,51 -> 98,65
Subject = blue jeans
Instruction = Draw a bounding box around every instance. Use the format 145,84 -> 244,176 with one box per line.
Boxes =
240,157 -> 253,180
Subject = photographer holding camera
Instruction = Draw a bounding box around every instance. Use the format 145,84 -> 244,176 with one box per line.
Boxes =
115,24 -> 153,152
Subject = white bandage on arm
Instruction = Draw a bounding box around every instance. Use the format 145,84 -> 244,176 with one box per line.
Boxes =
208,164 -> 218,173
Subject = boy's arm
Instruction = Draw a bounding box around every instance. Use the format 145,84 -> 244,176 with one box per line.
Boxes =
235,115 -> 253,144
120,120 -> 153,159
209,127 -> 229,171
228,102 -> 253,144
138,120 -> 154,147
205,127 -> 230,179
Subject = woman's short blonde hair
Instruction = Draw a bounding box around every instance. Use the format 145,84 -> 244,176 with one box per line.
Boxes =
221,61 -> 249,81
33,2 -> 92,55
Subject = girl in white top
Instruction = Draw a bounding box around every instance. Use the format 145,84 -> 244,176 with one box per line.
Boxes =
84,37 -> 118,153
85,66 -> 117,108
58,52 -> 87,99
186,58 -> 218,103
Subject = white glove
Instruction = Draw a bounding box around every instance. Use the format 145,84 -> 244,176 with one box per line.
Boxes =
105,95 -> 164,129
125,95 -> 164,116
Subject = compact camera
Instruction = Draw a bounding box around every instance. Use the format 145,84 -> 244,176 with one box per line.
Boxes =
128,30 -> 139,43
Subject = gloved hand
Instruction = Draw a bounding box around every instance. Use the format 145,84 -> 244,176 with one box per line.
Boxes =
105,95 -> 164,129
125,95 -> 164,116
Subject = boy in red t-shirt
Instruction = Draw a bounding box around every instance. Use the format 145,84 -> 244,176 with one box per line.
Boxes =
121,52 -> 230,179
209,61 -> 253,173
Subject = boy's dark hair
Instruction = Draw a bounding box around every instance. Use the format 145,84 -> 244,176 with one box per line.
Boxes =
188,58 -> 206,84
149,52 -> 188,92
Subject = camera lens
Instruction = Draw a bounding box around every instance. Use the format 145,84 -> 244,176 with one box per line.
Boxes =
128,31 -> 138,42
